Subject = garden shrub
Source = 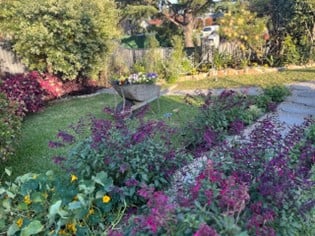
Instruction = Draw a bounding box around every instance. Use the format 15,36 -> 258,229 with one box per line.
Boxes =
118,117 -> 315,235
0,92 -> 22,161
37,74 -> 64,100
161,35 -> 193,83
182,86 -> 290,154
182,90 -> 264,153
0,72 -> 45,116
262,85 -> 290,103
0,0 -> 120,80
50,106 -> 192,205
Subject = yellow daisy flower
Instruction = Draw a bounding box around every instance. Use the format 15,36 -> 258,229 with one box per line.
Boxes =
66,223 -> 77,233
16,218 -> 23,228
70,174 -> 78,182
102,194 -> 111,203
24,194 -> 32,205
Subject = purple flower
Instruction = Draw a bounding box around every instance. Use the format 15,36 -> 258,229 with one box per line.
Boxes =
52,156 -> 66,165
194,224 -> 219,236
57,131 -> 75,143
228,119 -> 245,135
203,128 -> 216,147
48,141 -> 64,148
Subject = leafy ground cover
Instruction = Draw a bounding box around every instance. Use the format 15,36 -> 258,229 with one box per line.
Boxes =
167,67 -> 315,90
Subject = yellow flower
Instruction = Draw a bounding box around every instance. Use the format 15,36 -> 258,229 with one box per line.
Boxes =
58,229 -> 67,235
24,195 -> 32,205
88,208 -> 95,215
70,174 -> 78,182
102,194 -> 111,203
66,223 -> 77,233
16,218 -> 23,228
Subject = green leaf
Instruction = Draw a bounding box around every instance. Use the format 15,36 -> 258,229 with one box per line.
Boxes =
5,168 -> 12,176
93,172 -> 113,191
79,180 -> 95,194
20,220 -> 43,236
7,223 -> 20,236
48,200 -> 62,220
68,201 -> 82,210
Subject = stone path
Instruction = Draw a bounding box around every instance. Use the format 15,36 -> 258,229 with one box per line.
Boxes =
278,81 -> 315,126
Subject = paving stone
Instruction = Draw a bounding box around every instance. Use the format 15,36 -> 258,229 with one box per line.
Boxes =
278,102 -> 315,115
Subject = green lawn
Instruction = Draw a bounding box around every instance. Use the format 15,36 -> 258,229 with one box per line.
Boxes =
166,67 -> 315,90
1,93 -> 197,180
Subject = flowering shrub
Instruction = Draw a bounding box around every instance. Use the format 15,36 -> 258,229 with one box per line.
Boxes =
0,92 -> 22,161
117,117 -> 315,235
112,72 -> 158,86
182,90 -> 263,153
50,106 -> 192,205
182,87 -> 289,154
0,72 -> 45,116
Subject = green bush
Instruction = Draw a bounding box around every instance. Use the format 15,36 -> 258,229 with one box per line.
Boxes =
161,35 -> 193,83
0,92 -> 22,161
0,0 -> 120,80
263,85 -> 291,103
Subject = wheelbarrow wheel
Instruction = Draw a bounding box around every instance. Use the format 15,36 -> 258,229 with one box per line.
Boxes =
115,99 -> 134,114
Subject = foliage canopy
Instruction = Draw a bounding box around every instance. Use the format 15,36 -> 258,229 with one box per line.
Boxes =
0,0 -> 120,80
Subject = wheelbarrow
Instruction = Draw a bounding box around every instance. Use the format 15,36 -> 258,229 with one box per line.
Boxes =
112,84 -> 161,113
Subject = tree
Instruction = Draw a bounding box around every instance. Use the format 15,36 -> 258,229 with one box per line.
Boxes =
0,0 -> 120,80
116,0 -> 216,48
250,0 -> 315,65
218,2 -> 267,63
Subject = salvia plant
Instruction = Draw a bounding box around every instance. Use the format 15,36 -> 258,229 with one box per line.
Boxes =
49,106 -> 192,206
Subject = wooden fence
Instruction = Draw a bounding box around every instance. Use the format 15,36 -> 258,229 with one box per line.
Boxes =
112,47 -> 173,68
0,42 -> 26,75
0,42 -> 239,76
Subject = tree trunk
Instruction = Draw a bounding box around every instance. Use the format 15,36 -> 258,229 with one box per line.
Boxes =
183,11 -> 194,48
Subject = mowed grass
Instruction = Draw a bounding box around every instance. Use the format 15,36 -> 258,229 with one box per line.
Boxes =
167,67 -> 315,90
0,93 -> 198,180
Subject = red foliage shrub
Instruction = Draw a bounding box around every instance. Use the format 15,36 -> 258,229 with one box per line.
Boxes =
0,72 -> 45,116
37,74 -> 64,100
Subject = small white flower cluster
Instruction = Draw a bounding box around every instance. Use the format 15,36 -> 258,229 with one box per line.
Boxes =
113,72 -> 158,86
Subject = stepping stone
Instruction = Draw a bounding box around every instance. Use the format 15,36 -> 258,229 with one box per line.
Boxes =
278,102 -> 315,115
296,91 -> 315,98
290,82 -> 315,91
276,110 -> 310,126
286,96 -> 315,107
